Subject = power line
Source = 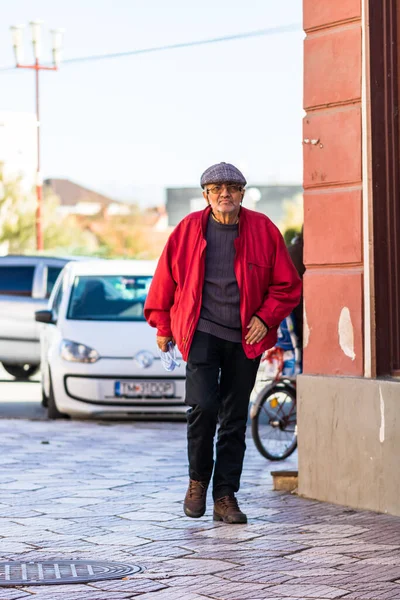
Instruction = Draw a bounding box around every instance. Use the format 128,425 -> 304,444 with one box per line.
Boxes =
0,24 -> 301,72
63,24 -> 301,65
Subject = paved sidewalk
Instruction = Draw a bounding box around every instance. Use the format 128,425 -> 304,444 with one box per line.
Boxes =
0,419 -> 399,600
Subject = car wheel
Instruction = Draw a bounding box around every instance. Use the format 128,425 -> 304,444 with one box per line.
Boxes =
41,369 -> 49,407
42,387 -> 48,407
48,372 -> 68,420
2,363 -> 40,380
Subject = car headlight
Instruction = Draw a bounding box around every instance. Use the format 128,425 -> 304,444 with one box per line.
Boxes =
60,340 -> 99,363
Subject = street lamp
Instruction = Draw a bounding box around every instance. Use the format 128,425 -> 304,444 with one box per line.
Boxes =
10,20 -> 64,251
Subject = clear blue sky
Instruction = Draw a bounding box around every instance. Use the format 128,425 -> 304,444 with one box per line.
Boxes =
0,0 -> 303,206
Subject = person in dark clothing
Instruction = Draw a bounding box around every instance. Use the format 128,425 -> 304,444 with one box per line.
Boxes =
287,228 -> 305,348
144,162 -> 301,524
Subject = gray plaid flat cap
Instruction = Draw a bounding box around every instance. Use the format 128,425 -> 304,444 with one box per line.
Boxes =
200,162 -> 247,188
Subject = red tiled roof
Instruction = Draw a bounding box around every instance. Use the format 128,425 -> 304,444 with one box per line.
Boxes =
44,178 -> 121,206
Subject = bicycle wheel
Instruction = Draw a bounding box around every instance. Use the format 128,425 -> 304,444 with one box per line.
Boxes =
251,382 -> 297,460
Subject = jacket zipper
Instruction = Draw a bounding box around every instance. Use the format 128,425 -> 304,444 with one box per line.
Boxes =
182,315 -> 195,349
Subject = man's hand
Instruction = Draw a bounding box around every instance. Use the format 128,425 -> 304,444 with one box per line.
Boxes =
157,336 -> 174,352
245,316 -> 268,345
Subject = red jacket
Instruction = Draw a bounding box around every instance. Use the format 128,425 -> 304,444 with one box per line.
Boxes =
144,206 -> 302,361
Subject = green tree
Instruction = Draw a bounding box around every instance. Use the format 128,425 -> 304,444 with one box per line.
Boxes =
0,170 -> 96,255
0,171 -> 36,252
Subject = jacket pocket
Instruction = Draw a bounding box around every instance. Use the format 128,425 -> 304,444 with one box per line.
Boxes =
247,262 -> 273,291
248,262 -> 272,270
248,262 -> 273,277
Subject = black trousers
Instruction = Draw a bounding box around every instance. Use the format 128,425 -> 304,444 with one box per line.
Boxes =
185,331 -> 261,500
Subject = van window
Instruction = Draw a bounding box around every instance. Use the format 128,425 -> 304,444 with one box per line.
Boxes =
0,266 -> 35,297
46,267 -> 63,298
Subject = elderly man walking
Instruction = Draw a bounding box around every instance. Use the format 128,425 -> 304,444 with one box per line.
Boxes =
144,162 -> 301,524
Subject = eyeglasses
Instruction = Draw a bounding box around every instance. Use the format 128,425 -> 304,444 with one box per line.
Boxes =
206,184 -> 243,195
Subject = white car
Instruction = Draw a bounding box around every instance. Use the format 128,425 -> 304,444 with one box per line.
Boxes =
35,259 -> 187,420
0,255 -> 75,379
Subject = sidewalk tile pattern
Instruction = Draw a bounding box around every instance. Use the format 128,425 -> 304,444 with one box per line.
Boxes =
0,420 -> 399,599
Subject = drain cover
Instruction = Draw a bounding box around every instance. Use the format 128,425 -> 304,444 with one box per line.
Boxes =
0,560 -> 142,587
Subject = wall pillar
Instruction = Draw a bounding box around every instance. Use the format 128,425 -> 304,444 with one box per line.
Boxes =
302,0 -> 363,376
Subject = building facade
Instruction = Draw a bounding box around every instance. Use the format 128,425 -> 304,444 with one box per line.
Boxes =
299,0 -> 400,515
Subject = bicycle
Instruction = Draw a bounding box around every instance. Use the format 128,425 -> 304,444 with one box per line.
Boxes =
250,349 -> 297,461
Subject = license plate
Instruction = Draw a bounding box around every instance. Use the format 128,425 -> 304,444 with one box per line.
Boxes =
115,380 -> 175,398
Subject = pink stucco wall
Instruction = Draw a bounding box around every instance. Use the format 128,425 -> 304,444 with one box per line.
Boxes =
303,0 -> 364,375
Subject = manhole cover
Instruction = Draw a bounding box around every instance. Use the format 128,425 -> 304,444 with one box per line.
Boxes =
0,560 -> 142,587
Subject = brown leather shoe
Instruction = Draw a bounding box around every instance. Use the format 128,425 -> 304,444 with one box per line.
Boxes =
213,495 -> 247,524
184,479 -> 209,518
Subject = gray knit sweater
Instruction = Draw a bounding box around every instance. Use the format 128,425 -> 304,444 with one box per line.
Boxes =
196,214 -> 242,343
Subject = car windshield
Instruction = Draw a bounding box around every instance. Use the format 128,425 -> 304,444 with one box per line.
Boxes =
67,275 -> 152,321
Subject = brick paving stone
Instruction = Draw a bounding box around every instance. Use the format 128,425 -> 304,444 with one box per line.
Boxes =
82,534 -> 151,547
76,479 -> 134,488
286,549 -> 359,566
305,570 -> 400,586
240,539 -> 310,553
66,489 -> 125,498
88,578 -> 167,593
278,568 -> 344,577
220,567 -> 293,585
52,498 -> 105,507
144,491 -> 187,503
336,558 -> 400,573
0,543 -> 37,554
190,551 -> 286,564
196,526 -> 265,542
121,528 -> 214,543
257,583 -> 348,598
228,556 -> 335,571
118,511 -> 180,522
145,558 -> 237,576
133,591 -> 212,600
11,516 -> 77,528
65,547 -> 146,561
74,516 -> 132,528
155,519 -> 224,531
30,506 -> 95,518
19,585 -> 135,599
158,574 -> 273,600
342,582 -> 400,599
0,591 -> 33,600
121,542 -> 194,560
0,509 -> 42,518
290,538 -> 384,548
291,542 -> 398,555
304,524 -> 369,537
39,525 -> 111,538
361,555 -> 400,566
0,482 -> 44,491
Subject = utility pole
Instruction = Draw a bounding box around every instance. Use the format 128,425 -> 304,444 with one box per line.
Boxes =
10,21 -> 64,251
